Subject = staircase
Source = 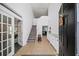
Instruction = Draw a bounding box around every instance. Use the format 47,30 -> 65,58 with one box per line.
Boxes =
27,25 -> 37,42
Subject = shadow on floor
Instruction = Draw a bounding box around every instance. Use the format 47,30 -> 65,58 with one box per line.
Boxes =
15,43 -> 22,53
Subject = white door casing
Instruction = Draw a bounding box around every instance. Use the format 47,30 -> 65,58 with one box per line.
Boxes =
18,21 -> 23,46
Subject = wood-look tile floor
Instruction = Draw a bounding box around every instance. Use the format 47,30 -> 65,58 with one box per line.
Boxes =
15,36 -> 57,56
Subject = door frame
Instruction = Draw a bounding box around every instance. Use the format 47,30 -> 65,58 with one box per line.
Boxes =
42,26 -> 48,36
14,18 -> 23,46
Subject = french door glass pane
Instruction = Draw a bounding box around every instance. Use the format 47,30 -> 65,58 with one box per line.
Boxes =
8,25 -> 12,34
3,49 -> 7,56
8,47 -> 11,54
0,42 -> 1,51
0,33 -> 1,41
0,23 -> 1,32
3,15 -> 7,23
0,14 -> 1,22
8,17 -> 11,24
3,41 -> 7,49
8,34 -> 11,39
3,33 -> 7,40
8,40 -> 11,46
3,24 -> 7,32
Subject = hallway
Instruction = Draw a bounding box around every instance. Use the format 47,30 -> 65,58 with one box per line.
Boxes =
0,3 -> 60,56
0,3 -> 77,56
15,36 -> 57,56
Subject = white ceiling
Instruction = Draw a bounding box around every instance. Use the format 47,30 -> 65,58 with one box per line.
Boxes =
31,3 -> 50,18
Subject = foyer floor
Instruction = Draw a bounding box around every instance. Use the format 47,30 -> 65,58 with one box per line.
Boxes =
15,36 -> 57,56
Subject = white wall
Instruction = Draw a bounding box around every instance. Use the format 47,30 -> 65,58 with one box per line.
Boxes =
77,22 -> 79,55
47,3 -> 61,54
32,18 -> 37,25
6,3 -> 34,46
76,3 -> 79,55
37,16 -> 48,37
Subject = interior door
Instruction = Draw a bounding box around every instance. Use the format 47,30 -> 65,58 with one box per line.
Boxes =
0,9 -> 14,56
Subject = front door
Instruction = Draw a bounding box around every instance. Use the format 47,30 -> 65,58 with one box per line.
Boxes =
59,3 -> 76,56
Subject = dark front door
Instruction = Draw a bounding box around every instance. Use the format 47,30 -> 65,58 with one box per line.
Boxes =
59,3 -> 76,56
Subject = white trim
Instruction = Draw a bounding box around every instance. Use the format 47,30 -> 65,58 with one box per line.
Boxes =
0,4 -> 22,20
0,3 -> 22,18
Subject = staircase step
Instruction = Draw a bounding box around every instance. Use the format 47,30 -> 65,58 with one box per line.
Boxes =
28,25 -> 36,42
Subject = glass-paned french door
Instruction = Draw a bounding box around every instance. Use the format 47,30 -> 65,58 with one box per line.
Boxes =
0,10 -> 14,56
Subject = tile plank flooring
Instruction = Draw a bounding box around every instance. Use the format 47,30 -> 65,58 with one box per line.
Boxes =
15,36 -> 57,56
